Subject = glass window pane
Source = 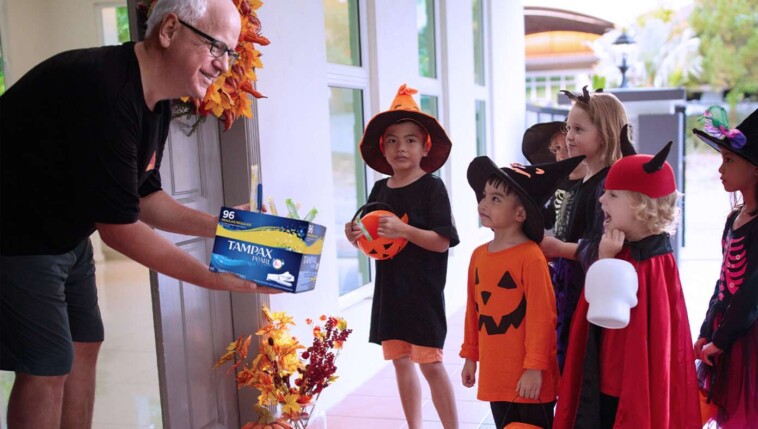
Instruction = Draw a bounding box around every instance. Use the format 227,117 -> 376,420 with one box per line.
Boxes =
420,94 -> 439,118
324,0 -> 361,66
420,94 -> 441,176
472,0 -> 485,85
0,35 -> 5,95
329,87 -> 370,296
417,0 -> 437,78
475,100 -> 487,156
100,6 -> 131,45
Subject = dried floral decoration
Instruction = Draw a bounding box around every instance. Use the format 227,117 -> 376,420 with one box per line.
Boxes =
140,0 -> 269,132
214,307 -> 352,428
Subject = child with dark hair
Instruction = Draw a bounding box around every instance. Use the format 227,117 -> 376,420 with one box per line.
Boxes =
693,107 -> 758,428
344,84 -> 459,429
522,121 -> 587,232
461,155 -> 584,429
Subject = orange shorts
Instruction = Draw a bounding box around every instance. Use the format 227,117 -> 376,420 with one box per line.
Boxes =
381,340 -> 443,364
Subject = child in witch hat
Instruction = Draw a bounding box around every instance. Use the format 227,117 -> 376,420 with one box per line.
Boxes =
692,107 -> 758,429
522,121 -> 587,232
344,84 -> 460,428
460,154 -> 585,429
553,142 -> 701,429
522,120 -> 636,233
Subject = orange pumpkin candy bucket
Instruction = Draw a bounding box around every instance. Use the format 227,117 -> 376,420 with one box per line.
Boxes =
352,202 -> 409,260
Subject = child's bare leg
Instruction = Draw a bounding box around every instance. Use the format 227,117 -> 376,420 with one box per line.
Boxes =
420,361 -> 459,429
393,357 -> 423,429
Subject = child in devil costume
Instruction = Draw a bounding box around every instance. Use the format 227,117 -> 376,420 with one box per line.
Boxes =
553,142 -> 701,429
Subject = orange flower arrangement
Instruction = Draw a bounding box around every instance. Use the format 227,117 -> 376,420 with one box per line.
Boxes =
142,0 -> 268,132
214,307 -> 352,429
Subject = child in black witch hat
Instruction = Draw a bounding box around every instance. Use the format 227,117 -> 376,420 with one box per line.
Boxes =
343,84 -> 460,428
460,155 -> 584,429
692,107 -> 758,428
522,121 -> 587,232
522,120 -> 637,234
554,142 -> 701,429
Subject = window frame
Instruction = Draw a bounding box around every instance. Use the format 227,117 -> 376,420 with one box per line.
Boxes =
325,0 -> 375,306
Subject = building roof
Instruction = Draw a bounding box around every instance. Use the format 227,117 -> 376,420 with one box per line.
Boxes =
524,7 -> 614,35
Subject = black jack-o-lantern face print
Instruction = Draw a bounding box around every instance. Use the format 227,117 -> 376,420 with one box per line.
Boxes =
476,267 -> 526,335
357,211 -> 410,260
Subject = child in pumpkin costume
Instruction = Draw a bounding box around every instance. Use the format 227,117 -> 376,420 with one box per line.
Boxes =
343,84 -> 460,428
553,142 -> 701,429
460,155 -> 584,429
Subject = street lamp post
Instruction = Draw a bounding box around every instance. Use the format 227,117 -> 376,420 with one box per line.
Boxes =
612,31 -> 636,88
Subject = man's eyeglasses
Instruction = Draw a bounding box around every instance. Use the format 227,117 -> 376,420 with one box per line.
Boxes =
178,19 -> 240,65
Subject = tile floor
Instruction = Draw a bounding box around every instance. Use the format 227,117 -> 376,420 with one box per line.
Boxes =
325,305 -> 499,429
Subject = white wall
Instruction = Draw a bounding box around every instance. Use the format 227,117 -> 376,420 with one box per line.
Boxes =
3,0 -> 106,86
490,0 -> 526,165
256,0 -> 526,411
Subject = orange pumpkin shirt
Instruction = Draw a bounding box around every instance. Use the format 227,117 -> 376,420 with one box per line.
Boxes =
460,241 -> 559,403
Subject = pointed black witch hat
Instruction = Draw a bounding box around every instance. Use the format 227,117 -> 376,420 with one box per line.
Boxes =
693,106 -> 758,167
521,121 -> 566,164
605,141 -> 676,198
467,155 -> 586,242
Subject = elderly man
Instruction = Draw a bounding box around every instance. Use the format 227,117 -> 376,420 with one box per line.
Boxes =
0,0 -> 275,427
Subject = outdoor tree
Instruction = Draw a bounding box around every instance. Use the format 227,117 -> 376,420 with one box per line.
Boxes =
690,0 -> 758,104
588,7 -> 701,90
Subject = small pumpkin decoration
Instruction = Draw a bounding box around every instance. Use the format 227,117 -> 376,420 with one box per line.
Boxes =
352,202 -> 409,260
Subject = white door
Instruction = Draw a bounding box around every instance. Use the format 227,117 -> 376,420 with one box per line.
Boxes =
127,3 -> 265,426
151,117 -> 239,428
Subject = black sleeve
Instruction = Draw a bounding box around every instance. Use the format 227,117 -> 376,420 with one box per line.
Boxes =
699,210 -> 737,341
699,280 -> 721,340
139,169 -> 162,197
712,273 -> 758,350
712,221 -> 758,350
576,177 -> 607,270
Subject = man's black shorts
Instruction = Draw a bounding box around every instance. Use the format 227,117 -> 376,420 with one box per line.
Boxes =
1,239 -> 104,376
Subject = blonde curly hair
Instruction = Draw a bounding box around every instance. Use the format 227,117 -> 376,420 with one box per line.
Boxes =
628,191 -> 681,235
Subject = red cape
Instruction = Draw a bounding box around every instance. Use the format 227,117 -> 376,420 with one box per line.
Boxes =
554,243 -> 701,429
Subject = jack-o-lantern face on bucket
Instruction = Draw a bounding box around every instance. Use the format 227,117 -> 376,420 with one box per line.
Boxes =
352,202 -> 409,260
356,209 -> 409,260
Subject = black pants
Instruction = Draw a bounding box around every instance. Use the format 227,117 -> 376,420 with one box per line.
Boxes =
491,400 -> 555,429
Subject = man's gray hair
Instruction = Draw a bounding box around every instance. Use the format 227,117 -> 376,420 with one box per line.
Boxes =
145,0 -> 209,37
